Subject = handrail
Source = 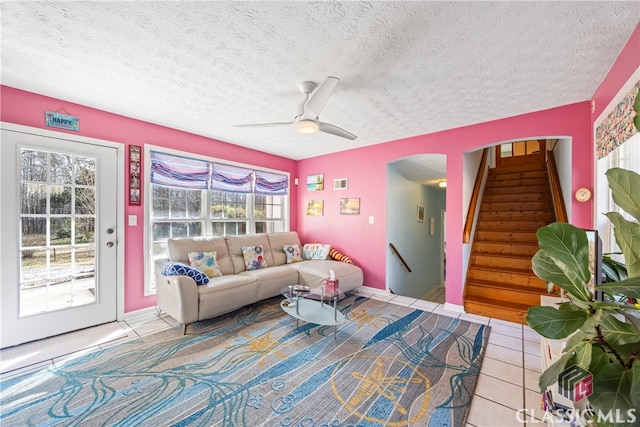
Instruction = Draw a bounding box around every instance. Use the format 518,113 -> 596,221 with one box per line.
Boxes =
546,150 -> 568,223
389,243 -> 412,272
463,148 -> 490,243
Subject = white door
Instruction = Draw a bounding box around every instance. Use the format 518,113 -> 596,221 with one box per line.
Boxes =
1,129 -> 118,348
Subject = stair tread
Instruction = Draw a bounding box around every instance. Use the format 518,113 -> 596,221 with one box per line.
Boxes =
469,263 -> 536,273
464,295 -> 532,310
474,240 -> 539,246
465,279 -> 547,292
472,253 -> 535,260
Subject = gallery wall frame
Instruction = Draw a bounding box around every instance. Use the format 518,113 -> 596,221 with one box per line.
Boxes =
307,174 -> 324,191
306,199 -> 324,216
129,145 -> 141,205
417,205 -> 425,222
340,197 -> 360,215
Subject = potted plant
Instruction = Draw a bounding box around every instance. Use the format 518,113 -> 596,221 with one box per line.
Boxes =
526,166 -> 640,426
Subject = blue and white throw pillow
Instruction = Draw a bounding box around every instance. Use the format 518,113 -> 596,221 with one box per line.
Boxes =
282,244 -> 303,264
303,243 -> 332,260
161,262 -> 209,285
241,245 -> 268,271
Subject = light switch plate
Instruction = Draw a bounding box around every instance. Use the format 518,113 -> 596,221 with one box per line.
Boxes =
128,215 -> 138,226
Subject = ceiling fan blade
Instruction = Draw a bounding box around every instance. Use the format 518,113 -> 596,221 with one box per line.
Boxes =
233,122 -> 293,128
318,121 -> 357,140
304,76 -> 339,118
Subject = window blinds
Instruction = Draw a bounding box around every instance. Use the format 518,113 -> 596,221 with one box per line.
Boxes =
150,151 -> 288,194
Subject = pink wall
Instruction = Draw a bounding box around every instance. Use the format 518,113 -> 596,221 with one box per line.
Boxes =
592,23 -> 639,121
1,86 -> 298,312
297,102 -> 594,306
3,22 -> 637,313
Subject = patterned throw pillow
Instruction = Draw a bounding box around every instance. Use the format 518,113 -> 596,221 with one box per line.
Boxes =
188,251 -> 223,278
282,244 -> 303,264
161,262 -> 209,286
302,243 -> 332,260
242,245 -> 268,271
329,247 -> 354,264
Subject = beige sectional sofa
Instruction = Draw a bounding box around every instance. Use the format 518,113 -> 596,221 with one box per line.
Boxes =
155,231 -> 363,334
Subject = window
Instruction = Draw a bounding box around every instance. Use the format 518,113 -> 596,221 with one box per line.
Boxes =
595,78 -> 640,257
146,149 -> 289,294
597,133 -> 639,255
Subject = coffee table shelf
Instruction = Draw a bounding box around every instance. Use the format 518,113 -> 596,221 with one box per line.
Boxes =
280,285 -> 345,338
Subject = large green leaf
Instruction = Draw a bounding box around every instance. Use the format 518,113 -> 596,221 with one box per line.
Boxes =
590,363 -> 635,425
538,350 -> 574,391
599,312 -> 640,347
532,250 -> 591,300
589,345 -> 614,376
598,277 -> 640,299
606,212 -> 640,278
526,305 -> 588,339
532,224 -> 593,301
606,168 -> 640,223
567,340 -> 592,371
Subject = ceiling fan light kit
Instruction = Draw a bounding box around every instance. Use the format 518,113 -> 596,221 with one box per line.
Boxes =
295,119 -> 319,134
234,76 -> 357,140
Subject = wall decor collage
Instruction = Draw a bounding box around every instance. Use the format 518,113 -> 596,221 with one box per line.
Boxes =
129,145 -> 141,205
305,174 -> 360,216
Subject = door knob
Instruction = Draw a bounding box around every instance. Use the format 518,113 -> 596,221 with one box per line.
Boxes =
107,242 -> 114,248
107,228 -> 114,234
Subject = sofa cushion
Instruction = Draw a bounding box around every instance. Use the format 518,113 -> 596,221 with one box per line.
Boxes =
303,243 -> 332,260
267,231 -> 302,266
226,234 -> 273,273
196,274 -> 257,294
188,251 -> 223,277
295,260 -> 363,292
282,244 -> 303,264
242,245 -> 269,270
161,262 -> 209,285
239,265 -> 299,300
197,276 -> 259,321
168,236 -> 235,275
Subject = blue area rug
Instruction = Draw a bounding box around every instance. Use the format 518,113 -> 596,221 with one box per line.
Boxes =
0,295 -> 490,426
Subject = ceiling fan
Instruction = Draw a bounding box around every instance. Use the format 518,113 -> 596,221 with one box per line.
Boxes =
234,76 -> 357,140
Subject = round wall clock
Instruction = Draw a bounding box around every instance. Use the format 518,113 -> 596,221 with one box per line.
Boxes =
575,187 -> 591,202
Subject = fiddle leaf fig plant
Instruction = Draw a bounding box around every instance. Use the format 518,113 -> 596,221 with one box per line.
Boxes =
526,167 -> 640,426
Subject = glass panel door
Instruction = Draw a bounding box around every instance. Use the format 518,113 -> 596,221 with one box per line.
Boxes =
1,128 -> 118,348
19,149 -> 98,316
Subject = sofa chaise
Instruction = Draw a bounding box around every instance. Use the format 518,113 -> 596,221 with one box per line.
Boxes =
155,231 -> 363,334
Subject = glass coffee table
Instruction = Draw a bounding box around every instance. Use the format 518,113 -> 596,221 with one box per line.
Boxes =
280,285 -> 345,339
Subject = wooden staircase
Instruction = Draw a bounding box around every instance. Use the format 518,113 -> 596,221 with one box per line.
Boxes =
463,161 -> 556,324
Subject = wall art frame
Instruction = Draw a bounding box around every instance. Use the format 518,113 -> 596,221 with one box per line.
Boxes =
129,145 -> 141,205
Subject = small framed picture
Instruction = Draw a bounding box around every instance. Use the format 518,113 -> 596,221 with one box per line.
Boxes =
306,199 -> 324,216
307,174 -> 324,191
417,205 -> 425,222
340,198 -> 360,215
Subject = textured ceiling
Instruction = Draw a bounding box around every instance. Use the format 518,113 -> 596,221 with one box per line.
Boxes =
1,1 -> 638,172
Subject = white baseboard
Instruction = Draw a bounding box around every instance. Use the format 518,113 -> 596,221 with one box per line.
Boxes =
123,306 -> 158,320
443,302 -> 465,313
356,285 -> 389,296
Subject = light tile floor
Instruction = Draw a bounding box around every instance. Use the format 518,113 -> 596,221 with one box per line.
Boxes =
1,289 -> 545,427
421,285 -> 446,304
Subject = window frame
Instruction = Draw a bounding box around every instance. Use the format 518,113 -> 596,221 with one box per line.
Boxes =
144,145 -> 290,296
594,70 -> 640,257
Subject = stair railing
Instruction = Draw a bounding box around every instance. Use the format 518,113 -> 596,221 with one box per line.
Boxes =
389,243 -> 412,272
463,148 -> 490,243
545,150 -> 568,223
